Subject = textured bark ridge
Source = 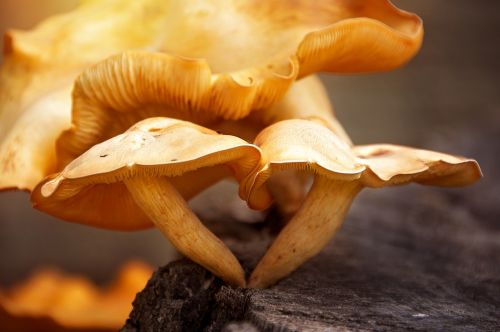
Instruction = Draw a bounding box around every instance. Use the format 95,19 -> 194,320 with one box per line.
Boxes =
121,261 -> 254,332
122,128 -> 499,331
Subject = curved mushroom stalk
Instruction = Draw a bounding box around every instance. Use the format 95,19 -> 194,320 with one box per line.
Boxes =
249,177 -> 361,288
265,170 -> 312,217
125,176 -> 245,286
33,117 -> 263,287
244,119 -> 481,288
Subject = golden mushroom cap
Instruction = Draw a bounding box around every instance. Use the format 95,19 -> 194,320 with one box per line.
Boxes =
354,144 -> 482,187
243,119 -> 365,210
244,119 -> 481,210
55,0 -> 422,167
32,117 -> 262,230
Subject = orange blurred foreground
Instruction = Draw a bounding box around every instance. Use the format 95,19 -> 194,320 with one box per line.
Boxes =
0,261 -> 152,331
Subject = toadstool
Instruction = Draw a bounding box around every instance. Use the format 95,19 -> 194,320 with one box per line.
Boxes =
243,119 -> 482,288
215,75 -> 353,216
32,117 -> 263,287
56,0 -> 422,167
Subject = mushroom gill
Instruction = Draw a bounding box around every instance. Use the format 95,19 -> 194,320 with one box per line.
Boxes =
55,0 -> 421,167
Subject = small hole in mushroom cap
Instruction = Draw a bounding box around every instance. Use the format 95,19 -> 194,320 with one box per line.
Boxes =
170,158 -> 178,162
100,154 -> 108,158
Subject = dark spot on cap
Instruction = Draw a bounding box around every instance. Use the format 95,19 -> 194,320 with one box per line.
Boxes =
100,154 -> 108,158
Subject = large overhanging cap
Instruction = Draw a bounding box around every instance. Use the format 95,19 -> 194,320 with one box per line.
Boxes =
33,117 -> 262,286
56,0 -> 422,167
242,119 -> 481,288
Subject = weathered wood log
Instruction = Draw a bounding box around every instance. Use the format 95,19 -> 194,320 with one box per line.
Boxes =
122,128 -> 499,331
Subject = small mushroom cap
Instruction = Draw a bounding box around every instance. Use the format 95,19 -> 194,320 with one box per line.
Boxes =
354,144 -> 482,187
56,0 -> 422,166
244,119 -> 482,210
243,119 -> 364,210
32,117 -> 261,230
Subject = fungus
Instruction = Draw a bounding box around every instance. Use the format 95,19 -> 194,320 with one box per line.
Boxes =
243,119 -> 482,288
215,75 -> 353,215
55,0 -> 422,167
32,117 -> 262,287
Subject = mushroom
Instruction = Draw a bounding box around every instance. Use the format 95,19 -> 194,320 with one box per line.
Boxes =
215,75 -> 353,215
32,117 -> 262,287
1,0 -> 422,190
243,119 -> 482,288
56,0 -> 422,167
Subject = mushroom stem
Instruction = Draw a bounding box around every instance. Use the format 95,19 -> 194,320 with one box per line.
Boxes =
125,176 -> 245,287
249,176 -> 362,288
267,170 -> 311,216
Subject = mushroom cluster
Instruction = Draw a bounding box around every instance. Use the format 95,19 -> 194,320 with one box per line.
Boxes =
1,0 -> 481,289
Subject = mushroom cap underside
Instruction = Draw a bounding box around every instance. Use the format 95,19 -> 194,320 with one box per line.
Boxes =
56,0 -> 422,165
32,117 -> 262,230
244,119 -> 482,210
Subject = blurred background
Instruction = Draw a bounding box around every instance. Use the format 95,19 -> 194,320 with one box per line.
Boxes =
0,0 -> 499,287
